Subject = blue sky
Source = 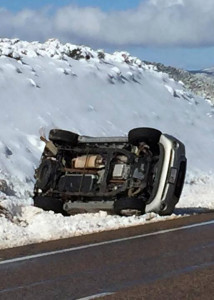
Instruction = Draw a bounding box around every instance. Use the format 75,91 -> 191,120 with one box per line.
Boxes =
0,0 -> 213,70
0,0 -> 142,12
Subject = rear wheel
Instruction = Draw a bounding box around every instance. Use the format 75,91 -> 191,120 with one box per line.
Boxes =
113,197 -> 145,216
49,129 -> 79,146
35,159 -> 58,191
34,196 -> 68,215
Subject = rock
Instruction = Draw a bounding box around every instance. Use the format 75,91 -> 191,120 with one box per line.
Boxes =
0,180 -> 9,194
0,179 -> 15,196
0,204 -> 13,221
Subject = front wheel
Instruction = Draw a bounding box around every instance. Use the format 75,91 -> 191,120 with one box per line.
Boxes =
128,127 -> 161,146
113,197 -> 145,216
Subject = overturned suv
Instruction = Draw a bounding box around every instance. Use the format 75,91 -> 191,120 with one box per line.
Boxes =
34,128 -> 186,216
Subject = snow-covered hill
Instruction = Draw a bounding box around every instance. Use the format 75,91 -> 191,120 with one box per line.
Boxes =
201,67 -> 214,75
145,61 -> 214,103
0,38 -> 214,249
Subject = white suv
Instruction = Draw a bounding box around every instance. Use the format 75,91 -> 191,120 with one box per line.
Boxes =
34,127 -> 187,216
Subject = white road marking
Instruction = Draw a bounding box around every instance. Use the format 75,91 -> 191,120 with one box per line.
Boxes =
76,292 -> 114,300
1,219 -> 214,266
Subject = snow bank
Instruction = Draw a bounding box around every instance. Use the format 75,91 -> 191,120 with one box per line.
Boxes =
0,174 -> 213,250
0,207 -> 176,249
0,38 -> 213,249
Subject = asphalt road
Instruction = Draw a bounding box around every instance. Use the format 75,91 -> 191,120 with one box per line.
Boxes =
0,213 -> 214,300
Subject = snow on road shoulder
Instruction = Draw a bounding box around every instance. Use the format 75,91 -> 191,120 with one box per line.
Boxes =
178,173 -> 214,210
0,174 -> 213,250
0,204 -> 178,250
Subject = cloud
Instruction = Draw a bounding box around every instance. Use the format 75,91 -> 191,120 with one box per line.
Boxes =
0,0 -> 214,47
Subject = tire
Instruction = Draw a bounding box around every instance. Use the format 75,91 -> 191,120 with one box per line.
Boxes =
49,129 -> 79,146
128,127 -> 161,146
36,159 -> 58,191
113,197 -> 145,216
158,205 -> 174,216
34,196 -> 68,215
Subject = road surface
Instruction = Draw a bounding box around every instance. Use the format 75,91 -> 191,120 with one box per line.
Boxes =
0,212 -> 214,299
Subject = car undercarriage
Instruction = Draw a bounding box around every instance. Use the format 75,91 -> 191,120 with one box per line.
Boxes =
34,128 -> 186,216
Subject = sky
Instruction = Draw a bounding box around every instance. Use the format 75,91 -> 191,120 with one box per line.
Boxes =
0,0 -> 213,70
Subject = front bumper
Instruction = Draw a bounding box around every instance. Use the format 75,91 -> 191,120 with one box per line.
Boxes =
145,134 -> 186,215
